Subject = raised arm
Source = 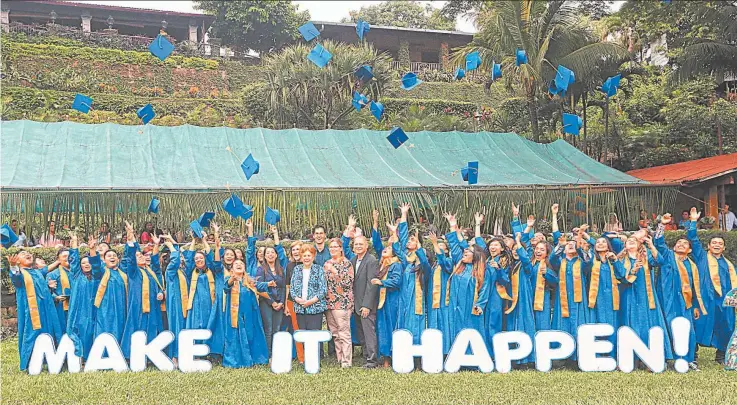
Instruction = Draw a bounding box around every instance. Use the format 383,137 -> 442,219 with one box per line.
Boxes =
371,211 -> 384,257
398,203 -> 411,255
686,208 -> 706,263
212,223 -> 221,263
515,234 -> 533,275
163,236 -> 181,282
444,213 -> 467,264
245,219 -> 259,276
342,215 -> 357,261
68,233 -> 82,278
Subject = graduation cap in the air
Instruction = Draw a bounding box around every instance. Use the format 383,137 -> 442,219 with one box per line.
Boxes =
241,153 -> 260,180
461,161 -> 479,185
387,127 -> 409,149
562,113 -> 583,136
370,101 -> 384,122
189,220 -> 204,239
662,0 -> 672,4
356,19 -> 370,41
265,207 -> 281,226
465,51 -> 482,71
148,197 -> 160,214
222,194 -> 253,220
454,68 -> 466,80
548,80 -> 563,97
355,65 -> 374,82
298,22 -> 320,41
515,49 -> 528,66
198,212 -> 215,228
148,34 -> 175,61
400,72 -> 422,90
491,62 -> 502,81
307,43 -> 332,68
137,104 -> 155,125
554,65 -> 575,94
72,94 -> 93,114
1,224 -> 18,248
601,74 -> 622,98
352,91 -> 369,111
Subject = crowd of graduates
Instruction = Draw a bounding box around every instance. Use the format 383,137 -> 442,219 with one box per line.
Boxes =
7,203 -> 737,372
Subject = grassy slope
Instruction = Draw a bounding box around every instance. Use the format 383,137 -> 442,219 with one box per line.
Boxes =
1,340 -> 735,405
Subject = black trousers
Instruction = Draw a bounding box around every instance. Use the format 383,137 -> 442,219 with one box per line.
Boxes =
353,312 -> 378,366
296,313 -> 324,357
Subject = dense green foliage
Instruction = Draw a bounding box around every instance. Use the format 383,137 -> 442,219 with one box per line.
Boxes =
194,1 -> 309,55
342,1 -> 455,31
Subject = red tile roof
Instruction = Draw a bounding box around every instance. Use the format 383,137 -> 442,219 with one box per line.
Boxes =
626,153 -> 737,185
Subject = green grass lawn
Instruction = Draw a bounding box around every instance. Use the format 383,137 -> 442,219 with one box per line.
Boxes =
1,339 -> 735,405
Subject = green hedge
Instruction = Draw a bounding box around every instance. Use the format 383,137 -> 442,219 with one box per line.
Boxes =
384,81 -> 507,106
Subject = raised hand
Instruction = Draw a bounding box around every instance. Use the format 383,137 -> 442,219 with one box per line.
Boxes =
689,207 -> 701,222
7,254 -> 20,267
212,222 -> 220,235
474,212 -> 484,226
400,203 -> 411,215
527,215 -> 535,228
428,231 -> 438,244
386,221 -> 398,235
511,202 -> 519,218
661,213 -> 672,225
87,236 -> 97,251
151,233 -> 161,245
515,232 -> 522,246
348,214 -> 357,229
372,209 -> 379,223
551,204 -> 559,215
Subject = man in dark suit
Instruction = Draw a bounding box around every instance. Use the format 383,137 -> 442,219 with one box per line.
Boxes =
349,234 -> 380,368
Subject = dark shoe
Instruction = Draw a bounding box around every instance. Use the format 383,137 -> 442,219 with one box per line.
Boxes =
715,350 -> 726,365
362,363 -> 379,369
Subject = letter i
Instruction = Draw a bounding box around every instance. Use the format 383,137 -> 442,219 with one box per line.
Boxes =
670,317 -> 690,373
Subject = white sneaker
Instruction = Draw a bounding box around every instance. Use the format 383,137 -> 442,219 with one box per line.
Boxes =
341,363 -> 351,368
688,362 -> 700,371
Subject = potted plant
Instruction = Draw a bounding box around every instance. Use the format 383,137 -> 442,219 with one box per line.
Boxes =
699,216 -> 716,230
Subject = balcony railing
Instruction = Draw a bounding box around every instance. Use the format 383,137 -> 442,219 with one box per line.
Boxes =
5,22 -> 257,62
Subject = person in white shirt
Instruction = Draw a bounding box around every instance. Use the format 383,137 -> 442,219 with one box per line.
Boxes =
720,204 -> 736,231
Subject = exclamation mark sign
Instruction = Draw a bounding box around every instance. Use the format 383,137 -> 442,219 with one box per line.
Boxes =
671,317 -> 690,373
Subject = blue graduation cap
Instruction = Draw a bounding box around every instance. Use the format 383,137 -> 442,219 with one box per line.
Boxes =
190,220 -> 204,239
370,101 -> 384,122
223,194 -> 247,219
352,91 -> 369,111
601,74 -> 622,98
562,113 -> 583,136
491,62 -> 502,80
548,80 -> 563,97
148,34 -> 174,61
454,68 -> 466,80
148,197 -> 160,214
137,104 -> 155,125
515,49 -> 528,66
386,127 -> 409,149
461,161 -> 479,185
554,65 -> 575,94
662,0 -> 672,4
355,65 -> 374,82
198,212 -> 215,228
465,51 -> 482,71
241,153 -> 260,180
356,19 -> 370,41
298,22 -> 320,41
1,224 -> 18,248
265,207 -> 281,226
307,43 -> 332,68
72,94 -> 93,114
400,72 -> 423,90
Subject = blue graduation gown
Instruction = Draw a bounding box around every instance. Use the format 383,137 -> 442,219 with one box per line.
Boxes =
473,237 -> 507,356
376,261 -> 402,358
654,234 -> 701,362
10,266 -> 63,371
581,246 -> 626,357
502,247 -> 538,364
619,255 -> 673,359
121,243 -> 164,358
529,260 -> 554,331
89,248 -> 133,343
66,248 -> 99,359
395,243 -> 427,345
688,222 -> 736,351
222,277 -> 270,368
164,249 -> 185,358
182,250 -> 224,355
46,266 -> 71,335
548,254 -> 591,360
423,252 -> 453,354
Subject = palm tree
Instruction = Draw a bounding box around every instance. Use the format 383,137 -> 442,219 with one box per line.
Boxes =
452,0 -> 630,142
263,40 -> 393,129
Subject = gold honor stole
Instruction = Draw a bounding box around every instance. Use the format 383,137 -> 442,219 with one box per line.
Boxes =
139,266 -> 166,313
229,279 -> 261,328
676,258 -> 707,316
559,259 -> 583,318
406,251 -> 423,315
21,269 -> 42,330
624,257 -> 655,309
588,259 -> 620,310
431,264 -> 442,309
378,257 -> 399,309
445,263 -> 480,314
707,253 -> 737,297
94,268 -> 129,308
187,269 -> 215,312
59,267 -> 70,311
177,270 -> 189,318
497,263 -> 521,315
533,260 -> 547,311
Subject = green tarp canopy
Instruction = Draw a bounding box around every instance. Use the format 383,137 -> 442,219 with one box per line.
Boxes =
1,120 -> 644,190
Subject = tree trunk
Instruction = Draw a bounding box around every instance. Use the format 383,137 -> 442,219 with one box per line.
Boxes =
582,92 -> 588,155
527,93 -> 541,142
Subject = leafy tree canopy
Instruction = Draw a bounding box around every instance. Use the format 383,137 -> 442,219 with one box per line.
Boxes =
342,1 -> 455,31
194,0 -> 309,55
